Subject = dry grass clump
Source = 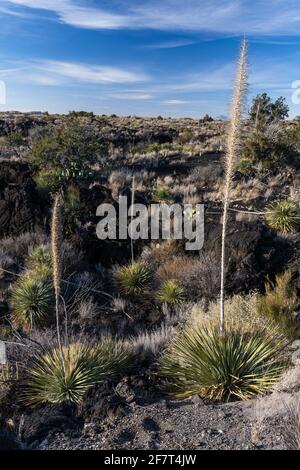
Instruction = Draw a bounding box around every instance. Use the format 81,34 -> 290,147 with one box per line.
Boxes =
129,324 -> 175,362
282,402 -> 300,450
257,271 -> 298,339
189,292 -> 264,334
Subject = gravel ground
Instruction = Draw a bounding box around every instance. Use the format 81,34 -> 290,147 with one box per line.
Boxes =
35,367 -> 300,451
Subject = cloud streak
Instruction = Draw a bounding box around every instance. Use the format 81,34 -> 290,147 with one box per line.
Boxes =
4,59 -> 149,86
4,0 -> 300,35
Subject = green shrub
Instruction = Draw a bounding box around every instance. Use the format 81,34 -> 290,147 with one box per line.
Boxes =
153,186 -> 173,203
115,261 -> 152,295
11,270 -> 54,331
236,158 -> 253,175
24,340 -> 132,405
242,130 -> 290,167
63,184 -> 81,210
26,246 -> 52,270
160,325 -> 285,401
257,271 -> 298,339
157,279 -> 185,304
265,200 -> 300,233
34,168 -> 62,192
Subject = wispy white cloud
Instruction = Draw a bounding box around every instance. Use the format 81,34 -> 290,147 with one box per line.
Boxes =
144,39 -> 197,49
5,0 -> 300,35
3,59 -> 150,86
162,99 -> 188,104
108,93 -> 152,100
36,60 -> 149,84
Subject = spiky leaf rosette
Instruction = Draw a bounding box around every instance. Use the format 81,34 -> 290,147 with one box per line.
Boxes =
115,261 -> 152,296
265,200 -> 300,234
160,325 -> 285,401
24,340 -> 132,406
157,279 -> 185,304
12,272 -> 54,330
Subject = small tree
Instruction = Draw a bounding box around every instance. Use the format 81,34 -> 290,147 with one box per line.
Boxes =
249,93 -> 289,128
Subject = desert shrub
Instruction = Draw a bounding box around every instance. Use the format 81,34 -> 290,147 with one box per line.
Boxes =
146,143 -> 161,153
5,130 -> 24,147
257,271 -> 298,339
115,261 -> 152,296
160,324 -> 285,401
26,245 -> 51,270
178,130 -> 193,145
24,340 -> 132,405
11,270 -> 54,331
27,119 -> 105,174
152,186 -> 173,203
63,184 -> 81,210
155,253 -> 220,302
34,167 -> 62,191
157,279 -> 185,305
236,158 -> 253,175
242,130 -> 290,168
265,200 -> 300,233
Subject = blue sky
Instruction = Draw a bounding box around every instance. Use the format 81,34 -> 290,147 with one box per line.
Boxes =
1,0 -> 300,117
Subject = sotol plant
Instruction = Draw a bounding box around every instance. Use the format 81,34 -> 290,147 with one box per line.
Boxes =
115,261 -> 152,296
220,39 -> 248,333
265,200 -> 300,234
11,271 -> 54,331
157,279 -> 186,305
24,339 -> 132,406
160,324 -> 285,401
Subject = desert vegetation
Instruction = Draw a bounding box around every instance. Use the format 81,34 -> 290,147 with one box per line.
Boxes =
1,42 -> 300,451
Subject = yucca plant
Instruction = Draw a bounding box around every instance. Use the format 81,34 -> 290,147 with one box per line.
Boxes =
11,271 -> 54,331
160,324 -> 285,401
115,261 -> 152,295
24,340 -> 132,406
157,279 -> 185,305
265,200 -> 300,234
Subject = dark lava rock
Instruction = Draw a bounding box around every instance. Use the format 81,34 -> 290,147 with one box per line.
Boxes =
0,162 -> 44,237
203,218 -> 293,295
0,427 -> 21,450
21,402 -> 82,445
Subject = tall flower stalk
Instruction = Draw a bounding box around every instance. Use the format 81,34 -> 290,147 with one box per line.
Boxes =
220,40 -> 248,334
51,194 -> 64,353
